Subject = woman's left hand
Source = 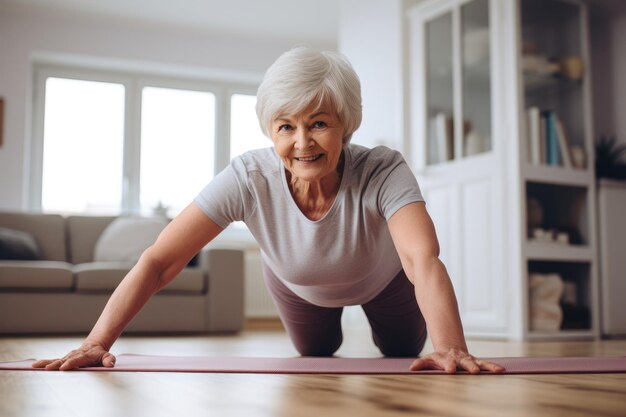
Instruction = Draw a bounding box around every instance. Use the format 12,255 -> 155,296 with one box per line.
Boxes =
409,348 -> 505,374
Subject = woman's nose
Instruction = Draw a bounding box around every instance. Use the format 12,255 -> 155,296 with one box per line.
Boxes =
294,128 -> 313,149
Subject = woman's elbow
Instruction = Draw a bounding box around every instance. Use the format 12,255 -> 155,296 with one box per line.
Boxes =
405,253 -> 446,284
137,246 -> 175,290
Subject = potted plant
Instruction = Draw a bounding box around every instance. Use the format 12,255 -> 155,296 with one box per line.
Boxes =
595,135 -> 626,180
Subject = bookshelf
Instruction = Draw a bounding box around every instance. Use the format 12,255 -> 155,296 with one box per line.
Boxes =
408,0 -> 598,340
520,0 -> 597,339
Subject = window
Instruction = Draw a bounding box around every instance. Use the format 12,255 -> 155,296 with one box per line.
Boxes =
32,65 -> 260,218
229,93 -> 269,159
41,78 -> 125,214
140,87 -> 216,216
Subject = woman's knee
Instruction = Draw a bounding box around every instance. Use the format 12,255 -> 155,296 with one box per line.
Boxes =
376,343 -> 420,357
293,333 -> 343,357
375,330 -> 427,357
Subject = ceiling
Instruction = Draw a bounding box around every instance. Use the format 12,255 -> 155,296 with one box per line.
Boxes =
2,0 -> 623,44
0,0 -> 341,44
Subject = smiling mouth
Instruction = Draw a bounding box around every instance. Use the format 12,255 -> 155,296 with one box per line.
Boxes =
295,154 -> 323,162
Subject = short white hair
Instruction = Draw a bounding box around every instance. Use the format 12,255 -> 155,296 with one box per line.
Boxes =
255,47 -> 362,145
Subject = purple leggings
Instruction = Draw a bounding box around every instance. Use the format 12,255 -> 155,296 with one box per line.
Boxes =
263,263 -> 427,357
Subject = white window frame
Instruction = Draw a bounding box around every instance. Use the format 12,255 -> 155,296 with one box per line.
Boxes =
30,62 -> 261,217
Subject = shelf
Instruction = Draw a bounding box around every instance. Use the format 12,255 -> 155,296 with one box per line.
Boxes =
524,164 -> 592,186
523,73 -> 582,97
526,182 -> 589,246
525,243 -> 593,262
522,0 -> 596,341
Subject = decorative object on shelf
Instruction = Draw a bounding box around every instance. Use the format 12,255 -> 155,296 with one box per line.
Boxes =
522,54 -> 559,77
570,145 -> 587,169
559,56 -> 584,81
463,27 -> 490,66
562,281 -> 578,306
429,112 -> 454,163
464,129 -> 484,156
530,228 -> 570,245
526,182 -> 586,246
526,197 -> 543,238
521,40 -> 537,55
529,273 -> 564,331
595,135 -> 626,180
152,201 -> 170,218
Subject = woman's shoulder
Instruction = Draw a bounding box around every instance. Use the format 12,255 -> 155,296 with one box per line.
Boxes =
347,144 -> 406,170
231,147 -> 279,175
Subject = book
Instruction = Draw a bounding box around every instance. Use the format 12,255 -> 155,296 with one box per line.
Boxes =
544,111 -> 562,166
428,117 -> 439,164
527,107 -> 541,165
554,116 -> 573,168
539,113 -> 547,164
434,112 -> 453,162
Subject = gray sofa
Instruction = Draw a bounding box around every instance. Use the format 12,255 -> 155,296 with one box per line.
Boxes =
0,211 -> 244,334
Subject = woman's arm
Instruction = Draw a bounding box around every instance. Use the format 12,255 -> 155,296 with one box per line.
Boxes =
387,201 -> 504,374
33,203 -> 223,371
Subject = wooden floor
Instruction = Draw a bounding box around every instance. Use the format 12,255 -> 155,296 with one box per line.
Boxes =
1,325 -> 625,417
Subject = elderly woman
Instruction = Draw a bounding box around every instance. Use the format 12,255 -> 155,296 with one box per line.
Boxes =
34,47 -> 503,374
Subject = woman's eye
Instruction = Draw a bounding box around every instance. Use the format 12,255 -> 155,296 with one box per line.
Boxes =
278,124 -> 292,132
312,121 -> 327,129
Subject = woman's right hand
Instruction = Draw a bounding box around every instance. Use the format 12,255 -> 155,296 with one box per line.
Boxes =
31,341 -> 116,371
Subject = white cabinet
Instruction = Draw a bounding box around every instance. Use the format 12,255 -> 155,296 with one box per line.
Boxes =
408,0 -> 599,339
408,0 -> 509,337
597,179 -> 626,336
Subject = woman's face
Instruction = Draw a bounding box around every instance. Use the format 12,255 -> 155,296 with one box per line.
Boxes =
270,102 -> 345,184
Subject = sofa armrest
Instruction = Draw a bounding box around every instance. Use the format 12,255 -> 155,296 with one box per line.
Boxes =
199,248 -> 244,332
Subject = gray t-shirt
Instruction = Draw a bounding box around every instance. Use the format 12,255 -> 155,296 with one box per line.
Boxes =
194,144 -> 424,307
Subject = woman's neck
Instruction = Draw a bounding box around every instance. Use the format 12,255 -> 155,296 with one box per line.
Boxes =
287,156 -> 344,220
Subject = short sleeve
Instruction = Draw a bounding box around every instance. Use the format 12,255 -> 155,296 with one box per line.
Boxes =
375,150 -> 424,220
193,160 -> 249,228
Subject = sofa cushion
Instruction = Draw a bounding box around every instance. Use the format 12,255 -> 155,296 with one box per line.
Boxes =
66,215 -> 116,264
74,262 -> 205,294
93,217 -> 169,263
0,212 -> 66,261
0,228 -> 41,260
163,268 -> 205,293
0,261 -> 74,290
73,262 -> 132,292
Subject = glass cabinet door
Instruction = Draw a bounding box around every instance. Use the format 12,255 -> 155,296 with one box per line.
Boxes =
461,0 -> 491,157
423,0 -> 491,166
426,12 -> 454,165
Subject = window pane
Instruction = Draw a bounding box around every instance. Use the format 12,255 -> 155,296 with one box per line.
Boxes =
230,94 -> 269,159
140,87 -> 215,217
426,12 -> 455,165
42,77 -> 125,214
462,0 -> 492,156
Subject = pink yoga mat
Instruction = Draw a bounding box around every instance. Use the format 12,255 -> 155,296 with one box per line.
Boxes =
1,354 -> 626,374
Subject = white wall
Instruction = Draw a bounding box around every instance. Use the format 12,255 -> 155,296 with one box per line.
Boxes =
0,4 -> 333,211
338,0 -> 415,152
336,0 -> 426,328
